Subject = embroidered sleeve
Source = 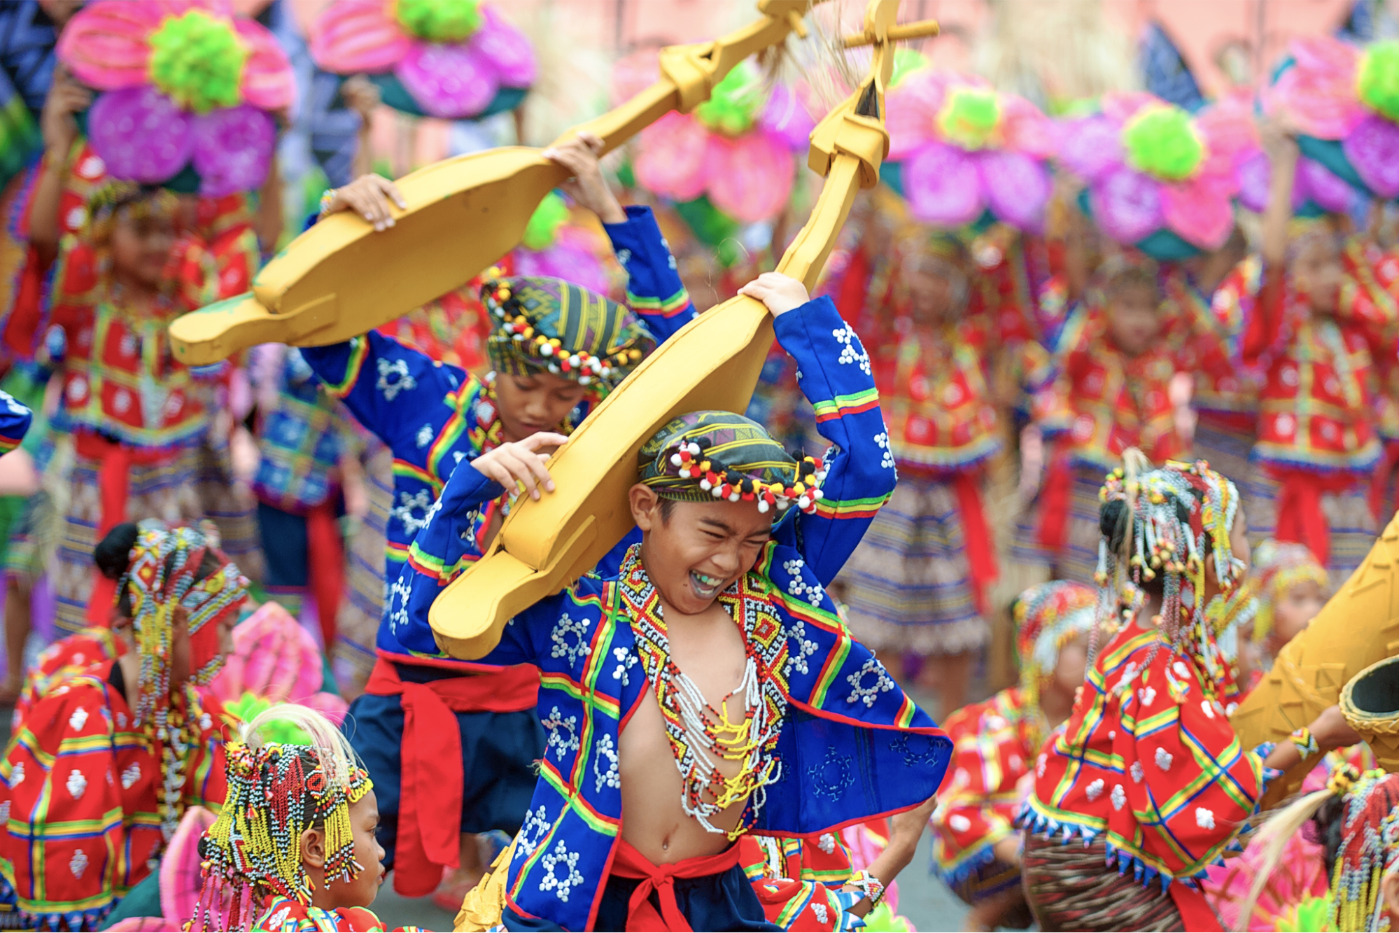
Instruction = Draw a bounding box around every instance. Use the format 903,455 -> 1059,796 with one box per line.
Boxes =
602,205 -> 696,343
300,330 -> 468,457
1115,653 -> 1269,882
0,680 -> 130,929
0,390 -> 33,454
386,458 -> 562,666
770,296 -> 895,586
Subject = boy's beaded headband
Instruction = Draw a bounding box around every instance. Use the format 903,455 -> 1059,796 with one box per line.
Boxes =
661,437 -> 827,514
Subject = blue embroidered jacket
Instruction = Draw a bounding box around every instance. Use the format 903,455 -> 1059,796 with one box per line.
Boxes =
390,296 -> 952,931
300,205 -> 695,668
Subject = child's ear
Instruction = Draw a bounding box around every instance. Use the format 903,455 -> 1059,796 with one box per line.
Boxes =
629,484 -> 659,533
301,826 -> 326,869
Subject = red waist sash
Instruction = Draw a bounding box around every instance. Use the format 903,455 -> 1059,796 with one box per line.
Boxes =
609,838 -> 744,932
363,658 -> 539,897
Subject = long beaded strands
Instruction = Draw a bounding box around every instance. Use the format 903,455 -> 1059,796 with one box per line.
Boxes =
619,548 -> 788,837
192,729 -> 373,931
1092,456 -> 1244,700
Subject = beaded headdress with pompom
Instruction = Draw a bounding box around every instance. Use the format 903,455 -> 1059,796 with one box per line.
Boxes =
638,410 -> 828,516
1094,454 -> 1244,698
481,271 -> 655,397
191,705 -> 374,931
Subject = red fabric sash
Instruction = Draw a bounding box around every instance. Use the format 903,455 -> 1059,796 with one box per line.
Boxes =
1168,880 -> 1222,932
1273,469 -> 1356,568
77,432 -> 169,627
1036,452 -> 1073,551
951,471 -> 997,615
304,501 -> 343,650
363,659 -> 539,897
608,839 -> 743,932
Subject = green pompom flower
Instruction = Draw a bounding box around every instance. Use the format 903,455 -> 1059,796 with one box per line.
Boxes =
1123,104 -> 1204,181
695,61 -> 765,137
1276,895 -> 1332,933
1358,41 -> 1399,123
225,693 -> 314,745
522,192 -> 569,252
859,903 -> 913,933
936,87 -> 1001,151
395,0 -> 483,43
148,10 -> 247,114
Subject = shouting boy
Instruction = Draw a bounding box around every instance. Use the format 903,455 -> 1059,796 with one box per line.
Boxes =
392,271 -> 949,930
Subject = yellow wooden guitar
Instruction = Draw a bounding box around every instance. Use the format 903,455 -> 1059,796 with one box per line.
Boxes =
427,0 -> 936,660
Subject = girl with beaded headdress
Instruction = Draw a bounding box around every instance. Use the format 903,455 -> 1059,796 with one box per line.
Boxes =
1017,453 -> 1360,931
0,520 -> 248,930
190,704 -> 419,933
931,580 -> 1097,932
1232,539 -> 1331,688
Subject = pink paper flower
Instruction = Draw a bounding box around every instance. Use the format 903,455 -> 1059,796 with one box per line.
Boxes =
1057,92 -> 1239,252
886,69 -> 1056,232
310,0 -> 535,120
618,54 -> 817,226
57,0 -> 293,197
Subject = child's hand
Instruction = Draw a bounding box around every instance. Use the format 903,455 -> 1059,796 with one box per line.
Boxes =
321,173 -> 406,231
472,432 -> 569,500
342,75 -> 381,122
40,66 -> 90,161
739,272 -> 809,317
543,132 -> 627,225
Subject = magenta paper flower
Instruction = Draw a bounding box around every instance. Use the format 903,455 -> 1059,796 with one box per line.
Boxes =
57,0 -> 293,197
618,54 -> 818,225
1268,36 -> 1399,201
1200,92 -> 1358,216
885,69 -> 1056,232
310,0 -> 535,121
1057,93 -> 1239,253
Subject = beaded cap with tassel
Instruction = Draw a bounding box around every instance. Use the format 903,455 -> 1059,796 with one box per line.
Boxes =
190,704 -> 374,931
1092,452 -> 1245,701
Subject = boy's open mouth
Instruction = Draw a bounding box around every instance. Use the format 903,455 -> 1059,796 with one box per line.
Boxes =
689,570 -> 725,600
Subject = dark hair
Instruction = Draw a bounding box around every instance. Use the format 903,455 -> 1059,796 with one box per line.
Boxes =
657,497 -> 678,523
93,523 -> 224,620
1104,265 -> 1160,302
1099,491 -> 1199,597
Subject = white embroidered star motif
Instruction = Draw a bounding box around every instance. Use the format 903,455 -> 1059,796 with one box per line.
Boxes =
845,657 -> 895,708
1196,807 -> 1215,830
70,850 -> 88,879
518,806 -> 550,857
10,762 -> 24,786
831,325 -> 871,375
67,769 -> 88,799
785,618 -> 818,677
1201,700 -> 1216,719
812,902 -> 828,924
1037,754 -> 1048,778
874,430 -> 895,469
817,833 -> 836,854
121,763 -> 141,789
1155,748 -> 1173,771
266,906 -> 292,929
615,248 -> 632,267
948,814 -> 972,832
1131,760 -> 1144,783
1085,779 -> 1104,802
550,614 -> 591,667
416,423 -> 434,448
539,840 -> 584,903
542,707 -> 580,761
593,734 -> 621,792
611,646 -> 637,685
1111,784 -> 1126,811
69,707 -> 88,731
376,357 -> 417,401
388,575 -> 413,636
1138,686 -> 1156,706
390,489 -> 435,536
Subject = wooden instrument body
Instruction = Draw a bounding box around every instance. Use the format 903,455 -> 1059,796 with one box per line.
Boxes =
1230,511 -> 1399,804
429,3 -> 908,659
